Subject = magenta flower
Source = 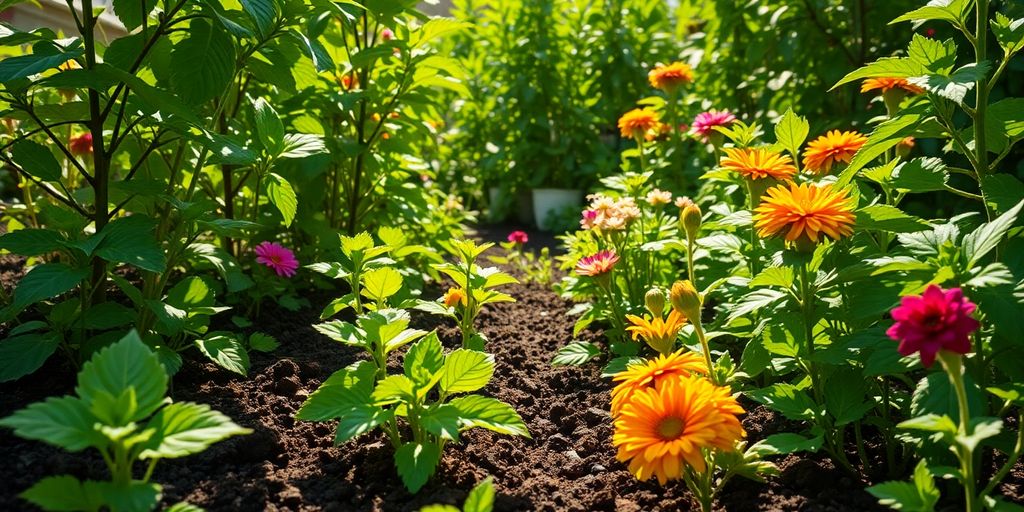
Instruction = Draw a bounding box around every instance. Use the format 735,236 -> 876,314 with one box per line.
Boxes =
507,231 -> 529,244
381,28 -> 395,41
691,110 -> 736,142
575,250 -> 620,277
886,285 -> 980,367
254,241 -> 299,278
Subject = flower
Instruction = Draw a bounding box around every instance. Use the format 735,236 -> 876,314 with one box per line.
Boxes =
719,147 -> 797,181
69,133 -> 93,156
925,28 -> 936,38
897,136 -> 915,158
381,28 -> 395,41
618,108 -> 661,141
648,62 -> 694,93
860,77 -> 925,95
803,130 -> 868,174
610,350 -> 708,415
753,182 -> 856,246
580,194 -> 641,232
691,110 -> 736,142
646,189 -> 673,206
613,375 -> 745,483
575,250 -> 620,277
443,288 -> 468,308
625,310 -> 688,355
507,230 -> 529,244
337,73 -> 359,91
886,285 -> 979,368
254,241 -> 299,277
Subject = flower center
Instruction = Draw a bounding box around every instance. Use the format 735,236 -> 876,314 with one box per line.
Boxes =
922,310 -> 943,329
269,255 -> 281,265
656,416 -> 685,440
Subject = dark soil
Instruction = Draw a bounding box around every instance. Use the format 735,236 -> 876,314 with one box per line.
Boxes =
1,263 -> 1020,510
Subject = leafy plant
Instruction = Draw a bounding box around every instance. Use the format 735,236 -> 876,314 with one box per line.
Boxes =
0,331 -> 250,511
420,477 -> 495,512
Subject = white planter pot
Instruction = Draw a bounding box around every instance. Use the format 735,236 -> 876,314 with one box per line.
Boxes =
532,188 -> 582,232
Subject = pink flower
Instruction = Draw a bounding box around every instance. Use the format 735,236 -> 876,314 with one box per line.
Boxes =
924,28 -> 936,38
254,241 -> 299,278
575,250 -> 619,277
381,28 -> 395,41
691,110 -> 736,142
507,231 -> 529,244
886,285 -> 979,368
70,133 -> 93,156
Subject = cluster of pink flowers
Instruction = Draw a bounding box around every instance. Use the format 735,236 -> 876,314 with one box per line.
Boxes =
255,241 -> 299,278
691,110 -> 735,142
580,194 -> 641,231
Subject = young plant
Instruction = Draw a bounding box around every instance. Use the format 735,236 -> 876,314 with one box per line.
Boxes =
420,477 -> 495,512
0,331 -> 250,511
297,333 -> 529,492
422,239 -> 518,350
488,231 -> 554,286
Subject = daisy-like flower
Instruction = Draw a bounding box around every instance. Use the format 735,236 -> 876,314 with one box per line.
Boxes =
613,375 -> 745,483
618,108 -> 661,141
719,147 -> 797,181
625,310 -> 688,356
443,288 -> 468,308
860,77 -> 925,95
753,182 -> 856,246
648,62 -> 694,93
581,194 -> 642,232
254,241 -> 299,277
575,250 -> 620,278
69,133 -> 93,156
886,285 -> 979,368
646,189 -> 673,206
507,231 -> 529,244
802,130 -> 868,174
691,110 -> 736,142
611,350 -> 708,415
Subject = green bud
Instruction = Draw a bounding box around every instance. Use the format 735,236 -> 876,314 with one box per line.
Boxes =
645,287 -> 666,317
669,280 -> 702,321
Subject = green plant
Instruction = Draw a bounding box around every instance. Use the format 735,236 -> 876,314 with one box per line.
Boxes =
297,332 -> 529,492
420,477 -> 495,512
0,331 -> 250,511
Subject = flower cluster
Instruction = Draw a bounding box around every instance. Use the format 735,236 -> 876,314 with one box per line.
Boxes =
580,194 -> 642,231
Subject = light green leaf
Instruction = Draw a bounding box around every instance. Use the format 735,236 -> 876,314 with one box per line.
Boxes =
867,459 -> 939,511
448,395 -> 530,438
20,475 -> 104,512
748,433 -> 823,456
908,62 -> 991,105
992,13 -> 1024,56
774,108 -> 808,158
195,332 -> 250,376
361,267 -> 403,303
248,332 -> 279,352
404,333 -> 444,388
441,349 -> 494,394
463,477 -> 495,512
335,404 -> 393,444
295,361 -> 376,420
265,172 -> 297,227
892,157 -> 948,193
76,331 -> 167,424
551,341 -> 601,366
856,205 -> 931,233
394,442 -> 441,493
836,104 -> 928,188
891,0 -> 970,25
0,395 -> 100,451
140,402 -> 250,459
252,97 -> 284,155
372,375 -> 415,405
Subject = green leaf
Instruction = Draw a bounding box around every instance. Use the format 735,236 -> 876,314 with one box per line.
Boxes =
0,331 -> 61,382
410,18 -> 471,48
908,62 -> 991,105
76,331 -> 167,425
748,384 -> 818,421
911,371 -> 985,425
248,332 -> 279,352
291,30 -> 334,72
94,480 -> 162,512
112,0 -> 157,30
440,349 -> 494,394
907,35 -> 957,75
856,205 -> 931,233
20,475 -> 105,512
313,320 -> 366,347
419,403 -> 461,440
891,0 -> 970,25
165,276 -> 215,309
867,460 -> 939,512
252,97 -> 284,155
169,20 -> 236,104
10,263 -> 88,313
361,267 -> 403,303
836,104 -> 928,188
404,333 -> 444,388
0,228 -> 64,256
830,57 -> 923,91
749,266 -> 795,288
195,332 -> 250,376
240,0 -> 278,38
463,477 -> 495,512
140,402 -> 250,459
10,139 -> 61,181
0,41 -> 83,83
335,404 -> 394,444
280,133 -> 326,159
265,172 -> 297,227
550,341 -> 601,366
957,417 -> 1002,452
892,157 -> 949,193
94,215 -> 166,273
748,433 -> 823,456
980,173 -> 1024,216
372,375 -> 415,405
448,395 -> 530,438
295,361 -> 376,420
992,13 -> 1024,56
962,199 -> 1024,267
394,442 -> 441,493
726,289 -> 787,324
774,108 -> 808,158
0,395 -> 100,451
825,368 -> 875,426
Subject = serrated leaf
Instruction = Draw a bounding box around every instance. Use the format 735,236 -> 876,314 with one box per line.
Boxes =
195,332 -> 250,376
19,475 -> 105,512
248,332 -> 278,352
0,395 -> 100,451
448,395 -> 530,438
856,205 -> 931,233
295,361 -> 376,421
962,199 -> 1024,266
836,104 -> 929,188
336,404 -> 393,444
361,267 -> 403,303
774,108 -> 808,158
140,402 -> 250,459
551,341 -> 601,366
76,331 -> 167,425
405,333 -> 444,388
169,20 -> 235,104
265,172 -> 297,227
395,442 -> 441,493
892,157 -> 948,193
867,459 -> 939,511
440,349 -> 494,394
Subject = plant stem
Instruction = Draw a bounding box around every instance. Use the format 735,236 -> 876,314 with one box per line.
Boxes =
972,0 -> 989,179
982,413 -> 1023,496
941,352 -> 977,512
692,319 -> 715,384
686,235 -> 696,285
798,262 -> 821,402
746,180 -> 760,276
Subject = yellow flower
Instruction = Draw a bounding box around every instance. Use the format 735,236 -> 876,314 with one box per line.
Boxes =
610,350 -> 707,416
860,77 -> 924,95
719,147 -> 797,181
618,108 -> 661,140
613,375 -> 745,484
625,310 -> 688,355
753,182 -> 856,246
648,62 -> 694,93
443,288 -> 467,308
802,130 -> 867,174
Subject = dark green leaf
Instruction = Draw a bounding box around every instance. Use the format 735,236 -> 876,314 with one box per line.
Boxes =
169,20 -> 236,104
10,139 -> 61,181
0,395 -> 100,451
0,228 -> 65,256
11,263 -> 88,313
394,442 -> 441,493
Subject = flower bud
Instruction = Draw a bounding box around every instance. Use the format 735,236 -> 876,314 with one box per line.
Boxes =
644,287 -> 666,317
669,280 -> 702,321
681,202 -> 702,241
896,137 -> 915,159
443,288 -> 467,308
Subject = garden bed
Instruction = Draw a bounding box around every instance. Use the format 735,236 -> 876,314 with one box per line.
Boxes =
2,261 -> 902,511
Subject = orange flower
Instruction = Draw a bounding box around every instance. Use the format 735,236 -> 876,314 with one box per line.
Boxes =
802,130 -> 867,174
613,375 -> 745,483
625,310 -> 688,355
443,288 -> 467,308
648,62 -> 694,93
618,108 -> 661,141
719,147 -> 798,181
860,77 -> 925,95
610,350 -> 707,415
753,182 -> 856,245
897,136 -> 915,158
